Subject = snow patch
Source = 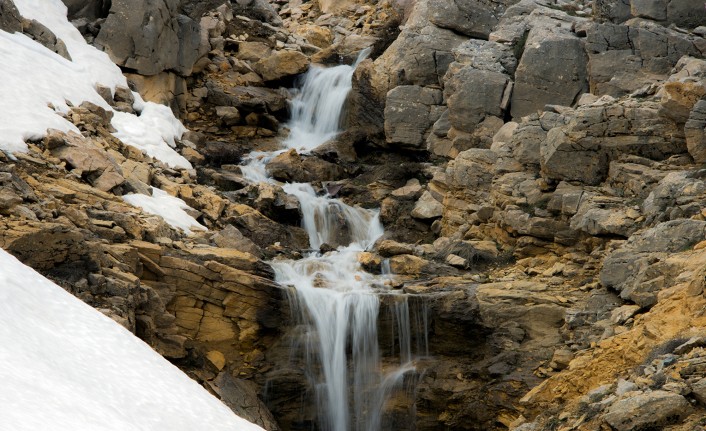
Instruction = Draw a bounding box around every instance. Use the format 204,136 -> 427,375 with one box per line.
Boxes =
0,0 -> 191,169
123,188 -> 207,234
0,248 -> 263,431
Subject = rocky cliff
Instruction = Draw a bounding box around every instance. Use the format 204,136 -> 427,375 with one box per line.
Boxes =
2,0 -> 706,430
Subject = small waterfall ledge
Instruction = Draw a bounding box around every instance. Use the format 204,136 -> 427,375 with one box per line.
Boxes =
241,52 -> 428,431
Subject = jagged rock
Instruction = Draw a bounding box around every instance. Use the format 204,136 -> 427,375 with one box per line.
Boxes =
447,149 -> 498,188
21,19 -> 71,60
206,82 -> 287,114
293,24 -> 333,49
570,196 -> 640,237
443,40 -> 513,138
428,0 -> 511,38
253,50 -> 309,82
411,191 -> 443,220
605,158 -> 668,199
208,373 -> 281,431
211,225 -> 262,258
223,203 -> 309,250
585,19 -> 704,97
95,0 -> 201,76
603,391 -> 690,431
511,11 -> 588,118
236,41 -> 272,62
215,106 -> 242,126
475,281 -> 567,352
231,0 -> 282,26
600,219 -> 706,307
384,85 -> 443,149
659,57 -> 706,124
377,240 -> 417,257
62,0 -> 111,20
51,133 -> 125,192
231,182 -> 301,225
629,0 -> 705,29
642,171 -> 706,224
692,378 -> 706,406
372,0 -> 466,93
390,178 -> 423,200
686,100 -> 706,164
541,99 -> 685,185
0,0 -> 22,33
266,149 -> 346,183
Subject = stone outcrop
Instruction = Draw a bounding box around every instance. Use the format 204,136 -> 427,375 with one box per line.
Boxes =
95,0 -> 202,76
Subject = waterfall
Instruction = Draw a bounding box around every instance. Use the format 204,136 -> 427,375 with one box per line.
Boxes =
242,50 -> 422,431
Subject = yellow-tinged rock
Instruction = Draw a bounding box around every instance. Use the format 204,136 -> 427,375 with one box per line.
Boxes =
206,350 -> 226,371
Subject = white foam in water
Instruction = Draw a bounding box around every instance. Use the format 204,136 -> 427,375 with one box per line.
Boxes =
241,49 -> 421,431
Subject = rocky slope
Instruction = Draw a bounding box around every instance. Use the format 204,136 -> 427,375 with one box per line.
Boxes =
3,0 -> 706,430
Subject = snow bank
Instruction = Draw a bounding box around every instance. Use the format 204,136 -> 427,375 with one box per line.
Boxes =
0,248 -> 263,431
123,188 -> 207,234
0,0 -> 191,169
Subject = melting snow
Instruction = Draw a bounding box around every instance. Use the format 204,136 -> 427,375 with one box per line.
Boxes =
123,188 -> 207,234
0,0 -> 191,169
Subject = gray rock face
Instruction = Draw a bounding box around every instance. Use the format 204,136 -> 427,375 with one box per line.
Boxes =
570,196 -> 640,237
603,391 -> 690,431
600,219 -> 706,307
0,0 -> 22,33
541,99 -> 685,185
95,0 -> 201,76
586,19 -> 704,97
642,171 -> 706,224
62,0 -> 111,20
231,0 -> 282,26
206,82 -> 287,114
686,100 -> 706,164
384,85 -> 443,149
446,149 -> 498,189
444,40 -> 514,134
428,0 -> 510,39
373,23 -> 466,91
510,12 -> 588,118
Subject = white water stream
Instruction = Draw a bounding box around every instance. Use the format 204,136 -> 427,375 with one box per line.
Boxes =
241,51 -> 424,431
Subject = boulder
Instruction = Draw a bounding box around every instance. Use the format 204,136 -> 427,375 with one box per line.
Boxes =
253,50 -> 310,82
51,133 -> 125,192
603,391 -> 690,431
231,0 -> 282,26
0,0 -> 22,33
372,1 -> 466,93
62,0 -> 111,20
223,204 -> 309,250
428,0 -> 511,39
443,40 -> 514,137
95,0 -> 201,76
511,11 -> 588,118
411,191 -> 443,220
265,149 -> 346,183
384,86 -> 443,150
206,82 -> 287,114
659,57 -> 706,124
600,220 -> 706,307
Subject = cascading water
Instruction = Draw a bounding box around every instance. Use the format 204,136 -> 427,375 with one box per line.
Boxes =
242,50 -> 424,431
